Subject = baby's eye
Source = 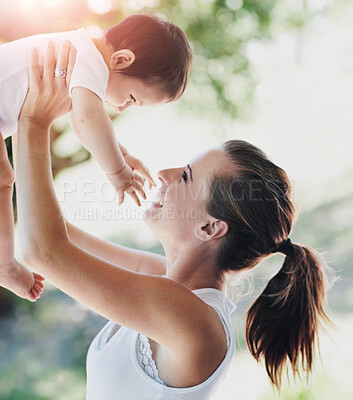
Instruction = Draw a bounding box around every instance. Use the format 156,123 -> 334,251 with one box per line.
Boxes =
130,94 -> 136,102
182,170 -> 188,183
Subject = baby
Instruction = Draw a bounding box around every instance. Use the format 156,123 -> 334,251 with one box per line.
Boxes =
0,14 -> 193,301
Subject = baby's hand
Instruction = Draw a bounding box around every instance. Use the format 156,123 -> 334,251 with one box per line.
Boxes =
124,154 -> 156,190
106,164 -> 147,206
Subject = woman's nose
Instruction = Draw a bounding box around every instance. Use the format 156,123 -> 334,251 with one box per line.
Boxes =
157,169 -> 168,185
157,168 -> 182,185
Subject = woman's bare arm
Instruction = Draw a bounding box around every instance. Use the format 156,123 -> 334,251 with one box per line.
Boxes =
17,117 -> 211,350
65,221 -> 166,275
16,117 -> 165,275
16,43 -> 216,355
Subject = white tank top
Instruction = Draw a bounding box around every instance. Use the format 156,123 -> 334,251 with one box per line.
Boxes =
86,288 -> 236,400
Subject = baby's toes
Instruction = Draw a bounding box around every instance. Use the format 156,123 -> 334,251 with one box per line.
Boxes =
35,280 -> 44,289
32,287 -> 42,299
27,290 -> 38,302
34,283 -> 43,293
33,273 -> 45,281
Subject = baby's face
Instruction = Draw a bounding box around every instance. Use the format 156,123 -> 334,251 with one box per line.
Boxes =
105,75 -> 169,113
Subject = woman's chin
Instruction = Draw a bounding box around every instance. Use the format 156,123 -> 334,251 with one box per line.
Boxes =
144,202 -> 163,221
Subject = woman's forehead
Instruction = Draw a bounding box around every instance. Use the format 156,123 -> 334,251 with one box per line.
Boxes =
190,147 -> 230,176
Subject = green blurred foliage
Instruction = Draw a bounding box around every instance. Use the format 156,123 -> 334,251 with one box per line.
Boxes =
0,288 -> 104,399
1,1 -> 351,399
292,169 -> 353,313
0,0 -> 301,311
156,0 -> 276,118
0,0 -> 329,120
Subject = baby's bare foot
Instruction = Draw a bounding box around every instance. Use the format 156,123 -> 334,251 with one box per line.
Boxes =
0,259 -> 44,301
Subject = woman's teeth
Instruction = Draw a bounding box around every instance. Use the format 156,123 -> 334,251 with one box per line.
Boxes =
153,190 -> 164,207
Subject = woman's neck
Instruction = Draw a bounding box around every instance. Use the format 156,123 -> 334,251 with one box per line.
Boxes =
164,244 -> 225,292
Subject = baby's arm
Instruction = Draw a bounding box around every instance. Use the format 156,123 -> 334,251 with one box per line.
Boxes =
69,110 -> 127,157
71,87 -> 147,205
71,87 -> 125,174
69,113 -> 155,190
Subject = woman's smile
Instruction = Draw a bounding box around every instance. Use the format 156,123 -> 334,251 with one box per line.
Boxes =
153,188 -> 166,208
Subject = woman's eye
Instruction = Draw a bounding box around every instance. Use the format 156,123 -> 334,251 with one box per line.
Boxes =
182,170 -> 188,182
130,94 -> 136,102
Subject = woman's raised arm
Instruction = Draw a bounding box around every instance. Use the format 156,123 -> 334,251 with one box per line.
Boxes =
11,124 -> 165,275
15,42 -> 217,357
65,221 -> 166,275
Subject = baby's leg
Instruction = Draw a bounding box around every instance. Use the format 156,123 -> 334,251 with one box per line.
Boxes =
0,133 -> 44,301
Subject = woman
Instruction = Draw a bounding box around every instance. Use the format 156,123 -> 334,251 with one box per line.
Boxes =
6,43 -> 332,399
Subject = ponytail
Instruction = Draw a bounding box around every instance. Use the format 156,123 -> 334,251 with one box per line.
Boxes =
245,243 -> 332,389
209,140 -> 334,388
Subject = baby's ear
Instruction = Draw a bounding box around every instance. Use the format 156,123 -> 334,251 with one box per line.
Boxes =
110,49 -> 135,70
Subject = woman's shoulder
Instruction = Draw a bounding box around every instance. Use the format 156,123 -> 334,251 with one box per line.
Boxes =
192,287 -> 236,315
151,285 -> 235,388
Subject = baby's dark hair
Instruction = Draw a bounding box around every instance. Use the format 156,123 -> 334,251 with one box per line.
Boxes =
105,14 -> 193,102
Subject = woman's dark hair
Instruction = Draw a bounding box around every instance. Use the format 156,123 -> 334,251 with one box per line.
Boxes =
105,14 -> 193,102
206,140 -> 333,389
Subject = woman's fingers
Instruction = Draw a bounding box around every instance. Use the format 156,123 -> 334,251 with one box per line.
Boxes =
55,41 -> 71,86
56,41 -> 70,69
66,45 -> 76,87
43,41 -> 55,83
28,47 -> 41,89
20,41 -> 74,129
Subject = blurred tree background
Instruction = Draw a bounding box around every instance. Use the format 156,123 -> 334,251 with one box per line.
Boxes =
0,0 -> 298,313
1,0 -> 352,399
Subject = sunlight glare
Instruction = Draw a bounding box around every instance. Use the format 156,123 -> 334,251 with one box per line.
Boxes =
86,25 -> 104,37
43,0 -> 61,7
128,0 -> 159,11
88,0 -> 112,14
19,0 -> 63,12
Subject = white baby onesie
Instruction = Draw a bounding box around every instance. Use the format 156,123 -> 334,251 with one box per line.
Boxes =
0,28 -> 109,138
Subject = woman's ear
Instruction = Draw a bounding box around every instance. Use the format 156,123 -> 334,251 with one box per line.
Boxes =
109,49 -> 135,70
194,219 -> 229,242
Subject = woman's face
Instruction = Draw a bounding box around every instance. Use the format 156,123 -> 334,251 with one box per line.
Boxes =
145,147 -> 233,247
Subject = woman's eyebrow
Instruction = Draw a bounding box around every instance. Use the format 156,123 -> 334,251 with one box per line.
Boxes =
187,164 -> 193,182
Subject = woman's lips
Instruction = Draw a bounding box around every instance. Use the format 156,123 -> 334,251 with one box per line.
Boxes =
153,188 -> 165,208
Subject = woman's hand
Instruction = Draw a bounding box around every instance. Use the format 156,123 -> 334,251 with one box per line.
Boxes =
19,41 -> 76,131
16,40 -> 76,266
